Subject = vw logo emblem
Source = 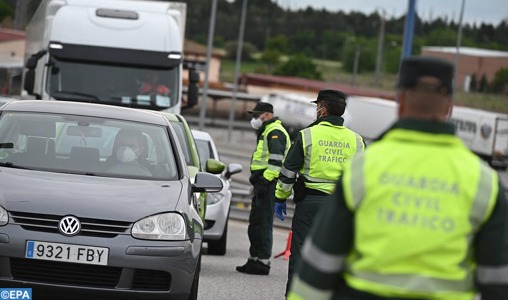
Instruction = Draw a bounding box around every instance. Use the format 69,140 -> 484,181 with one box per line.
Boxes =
58,216 -> 81,236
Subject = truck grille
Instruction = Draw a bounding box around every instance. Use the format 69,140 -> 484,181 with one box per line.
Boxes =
9,211 -> 131,238
10,257 -> 121,288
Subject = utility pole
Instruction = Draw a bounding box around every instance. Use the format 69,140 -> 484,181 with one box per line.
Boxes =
227,0 -> 248,142
401,0 -> 417,61
454,0 -> 466,95
350,45 -> 361,87
198,0 -> 218,130
374,9 -> 386,87
14,0 -> 24,30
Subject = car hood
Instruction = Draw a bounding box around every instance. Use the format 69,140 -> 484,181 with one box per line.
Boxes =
0,168 -> 183,222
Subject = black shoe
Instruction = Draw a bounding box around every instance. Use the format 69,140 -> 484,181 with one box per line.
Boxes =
236,259 -> 270,275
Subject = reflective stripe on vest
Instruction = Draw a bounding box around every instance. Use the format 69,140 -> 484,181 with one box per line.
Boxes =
300,122 -> 364,194
341,128 -> 499,300
250,120 -> 290,177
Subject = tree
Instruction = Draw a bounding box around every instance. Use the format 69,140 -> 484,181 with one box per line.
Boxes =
266,35 -> 288,53
260,49 -> 281,72
0,1 -> 13,23
273,54 -> 322,80
469,73 -> 477,92
491,68 -> 508,94
223,41 -> 258,61
479,74 -> 489,93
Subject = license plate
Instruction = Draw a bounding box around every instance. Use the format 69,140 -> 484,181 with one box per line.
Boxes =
25,241 -> 109,266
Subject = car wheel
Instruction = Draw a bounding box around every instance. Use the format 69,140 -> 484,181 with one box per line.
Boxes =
207,220 -> 228,255
188,253 -> 201,300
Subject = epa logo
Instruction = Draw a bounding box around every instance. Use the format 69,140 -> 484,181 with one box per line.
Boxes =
0,289 -> 32,300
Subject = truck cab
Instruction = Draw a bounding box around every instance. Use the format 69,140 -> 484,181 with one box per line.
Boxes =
22,0 -> 199,113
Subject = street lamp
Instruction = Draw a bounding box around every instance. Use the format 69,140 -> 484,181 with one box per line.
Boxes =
227,0 -> 248,142
198,0 -> 218,130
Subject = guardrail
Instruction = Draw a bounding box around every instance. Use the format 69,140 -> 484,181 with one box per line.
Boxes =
230,186 -> 294,230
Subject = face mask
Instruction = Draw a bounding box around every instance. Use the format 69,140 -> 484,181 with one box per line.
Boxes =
116,146 -> 137,163
250,117 -> 263,129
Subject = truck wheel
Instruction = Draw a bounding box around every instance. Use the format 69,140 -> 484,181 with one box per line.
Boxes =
207,221 -> 228,256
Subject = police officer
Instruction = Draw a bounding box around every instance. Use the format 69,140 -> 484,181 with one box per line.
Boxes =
289,56 -> 508,300
236,102 -> 290,275
274,89 -> 365,293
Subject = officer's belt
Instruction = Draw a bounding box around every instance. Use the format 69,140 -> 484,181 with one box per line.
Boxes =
304,187 -> 329,196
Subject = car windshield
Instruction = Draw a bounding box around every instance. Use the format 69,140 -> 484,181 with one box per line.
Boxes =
47,58 -> 179,109
195,139 -> 214,168
0,112 -> 178,180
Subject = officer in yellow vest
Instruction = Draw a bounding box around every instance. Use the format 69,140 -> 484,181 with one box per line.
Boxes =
236,102 -> 290,275
288,56 -> 508,300
274,89 -> 365,294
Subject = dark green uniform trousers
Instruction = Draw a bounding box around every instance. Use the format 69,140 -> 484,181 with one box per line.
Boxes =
247,180 -> 277,260
286,194 -> 327,294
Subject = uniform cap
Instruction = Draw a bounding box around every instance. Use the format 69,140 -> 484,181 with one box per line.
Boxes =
397,56 -> 454,95
311,89 -> 346,104
248,102 -> 273,114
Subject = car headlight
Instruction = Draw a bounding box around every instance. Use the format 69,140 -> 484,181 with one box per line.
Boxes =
132,213 -> 186,240
0,206 -> 7,226
207,192 -> 225,205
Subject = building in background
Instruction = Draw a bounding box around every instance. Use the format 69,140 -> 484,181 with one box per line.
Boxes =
0,28 -> 24,95
422,46 -> 508,91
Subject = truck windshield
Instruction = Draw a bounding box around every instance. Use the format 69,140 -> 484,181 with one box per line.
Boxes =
46,58 -> 179,109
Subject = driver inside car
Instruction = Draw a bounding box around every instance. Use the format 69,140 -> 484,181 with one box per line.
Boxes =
106,128 -> 153,176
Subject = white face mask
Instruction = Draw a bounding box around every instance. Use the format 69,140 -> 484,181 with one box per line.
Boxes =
250,117 -> 263,129
116,146 -> 137,163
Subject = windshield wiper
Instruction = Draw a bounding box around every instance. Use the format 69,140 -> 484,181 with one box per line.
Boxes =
52,91 -> 100,103
0,161 -> 32,170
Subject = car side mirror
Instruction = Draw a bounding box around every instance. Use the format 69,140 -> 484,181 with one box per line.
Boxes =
192,172 -> 222,193
205,158 -> 225,174
225,163 -> 243,179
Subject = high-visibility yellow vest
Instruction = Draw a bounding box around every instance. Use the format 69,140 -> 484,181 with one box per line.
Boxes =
342,128 -> 499,300
300,121 -> 364,194
250,119 -> 290,181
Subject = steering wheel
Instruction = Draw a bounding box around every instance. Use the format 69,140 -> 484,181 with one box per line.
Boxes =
106,162 -> 152,177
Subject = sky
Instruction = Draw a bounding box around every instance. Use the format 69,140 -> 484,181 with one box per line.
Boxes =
281,0 -> 508,26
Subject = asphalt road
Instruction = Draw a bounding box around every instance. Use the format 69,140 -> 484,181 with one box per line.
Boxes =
199,220 -> 290,300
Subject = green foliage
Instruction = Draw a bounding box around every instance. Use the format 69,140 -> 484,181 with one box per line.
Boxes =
469,73 -> 478,92
223,41 -> 258,61
266,35 -> 288,53
479,74 -> 489,93
426,28 -> 457,46
0,1 -> 13,22
273,54 -> 322,80
260,49 -> 281,72
341,37 -> 376,73
491,68 -> 508,94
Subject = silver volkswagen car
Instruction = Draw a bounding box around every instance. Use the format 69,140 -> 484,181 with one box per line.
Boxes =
0,100 -> 222,299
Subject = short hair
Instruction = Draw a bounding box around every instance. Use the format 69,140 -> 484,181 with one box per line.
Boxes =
320,99 -> 346,116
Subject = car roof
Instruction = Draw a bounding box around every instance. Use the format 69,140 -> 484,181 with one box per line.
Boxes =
191,129 -> 213,141
1,100 -> 168,125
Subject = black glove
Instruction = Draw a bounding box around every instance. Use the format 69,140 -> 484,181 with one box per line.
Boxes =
254,177 -> 270,196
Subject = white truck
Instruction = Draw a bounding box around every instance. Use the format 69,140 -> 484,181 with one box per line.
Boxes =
449,106 -> 508,170
260,92 -> 352,137
22,0 -> 199,113
263,92 -> 508,170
